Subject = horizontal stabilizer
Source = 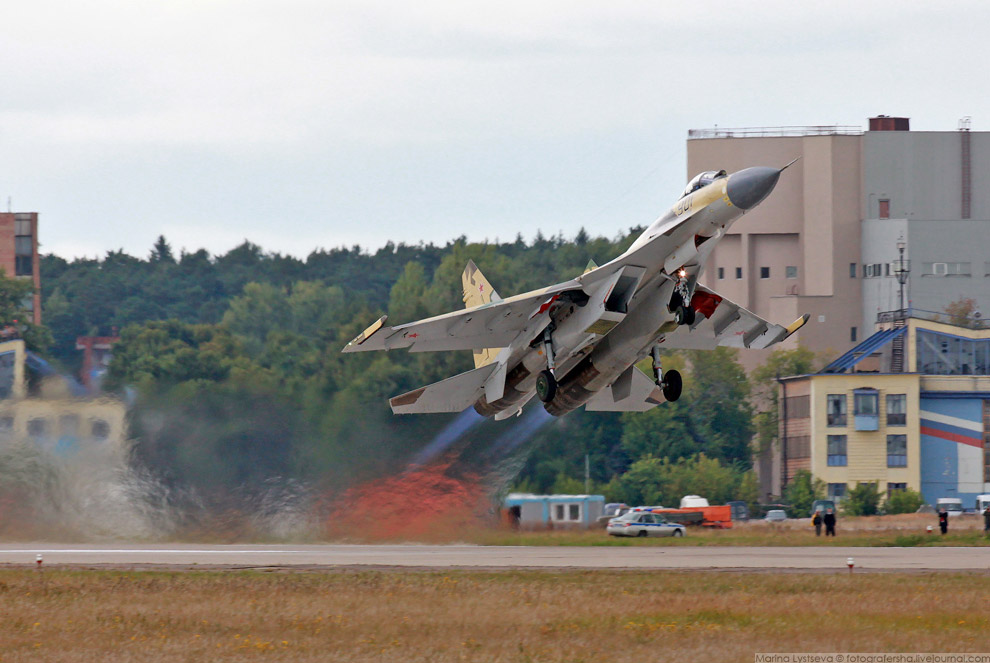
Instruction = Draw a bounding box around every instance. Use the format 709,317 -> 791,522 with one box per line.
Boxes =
390,363 -> 498,414
585,366 -> 665,412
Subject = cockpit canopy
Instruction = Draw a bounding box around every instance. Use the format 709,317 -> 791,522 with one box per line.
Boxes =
681,170 -> 727,198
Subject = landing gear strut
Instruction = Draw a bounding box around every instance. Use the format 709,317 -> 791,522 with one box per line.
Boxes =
669,271 -> 696,326
536,327 -> 558,403
651,345 -> 682,402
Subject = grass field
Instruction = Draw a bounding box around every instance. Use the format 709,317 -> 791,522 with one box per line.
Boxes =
0,568 -> 987,662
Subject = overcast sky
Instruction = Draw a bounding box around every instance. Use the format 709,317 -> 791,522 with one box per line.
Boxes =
2,1 -> 988,260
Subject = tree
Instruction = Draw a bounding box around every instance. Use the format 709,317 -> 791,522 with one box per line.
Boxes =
844,482 -> 881,516
751,347 -> 819,453
0,268 -> 51,352
942,297 -> 978,328
782,469 -> 825,516
150,235 -> 175,264
885,488 -> 925,515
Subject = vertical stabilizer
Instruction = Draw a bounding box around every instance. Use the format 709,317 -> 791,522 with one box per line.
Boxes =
461,260 -> 503,368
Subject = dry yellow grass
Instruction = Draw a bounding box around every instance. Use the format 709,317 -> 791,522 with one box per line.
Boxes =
0,568 -> 987,662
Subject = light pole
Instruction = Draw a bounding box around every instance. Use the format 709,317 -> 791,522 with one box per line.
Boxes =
894,236 -> 910,319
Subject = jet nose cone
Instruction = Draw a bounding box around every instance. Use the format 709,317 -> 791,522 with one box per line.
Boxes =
727,167 -> 781,210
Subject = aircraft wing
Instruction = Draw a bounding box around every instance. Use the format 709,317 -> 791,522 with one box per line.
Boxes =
661,285 -> 809,351
342,280 -> 585,354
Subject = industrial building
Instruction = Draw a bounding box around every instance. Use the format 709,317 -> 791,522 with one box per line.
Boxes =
0,212 -> 41,325
776,314 -> 990,508
688,117 -> 990,367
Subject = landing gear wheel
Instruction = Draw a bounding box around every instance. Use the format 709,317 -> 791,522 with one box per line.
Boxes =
675,305 -> 696,326
662,369 -> 682,402
535,369 -> 557,403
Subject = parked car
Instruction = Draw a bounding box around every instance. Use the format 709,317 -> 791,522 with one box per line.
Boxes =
764,509 -> 788,523
752,503 -> 792,519
607,511 -> 686,538
810,499 -> 835,517
727,500 -> 750,521
937,497 -> 964,517
596,503 -> 631,526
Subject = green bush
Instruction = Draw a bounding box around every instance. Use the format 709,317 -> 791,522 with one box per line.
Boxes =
885,488 -> 926,515
843,482 -> 881,516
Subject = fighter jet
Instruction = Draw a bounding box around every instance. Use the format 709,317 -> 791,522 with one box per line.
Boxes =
343,165 -> 808,419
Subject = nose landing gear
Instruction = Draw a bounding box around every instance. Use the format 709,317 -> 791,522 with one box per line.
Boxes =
651,345 -> 682,402
668,270 -> 696,327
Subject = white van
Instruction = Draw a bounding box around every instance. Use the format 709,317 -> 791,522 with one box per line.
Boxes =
679,495 -> 710,509
976,495 -> 990,512
936,497 -> 964,516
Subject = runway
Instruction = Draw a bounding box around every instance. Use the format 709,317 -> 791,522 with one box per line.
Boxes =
1,543 -> 988,571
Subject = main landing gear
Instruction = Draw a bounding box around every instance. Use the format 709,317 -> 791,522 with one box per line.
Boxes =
536,326 -> 557,403
652,345 -> 682,402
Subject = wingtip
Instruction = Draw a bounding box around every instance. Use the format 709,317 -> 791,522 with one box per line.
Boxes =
342,315 -> 388,352
784,313 -> 810,337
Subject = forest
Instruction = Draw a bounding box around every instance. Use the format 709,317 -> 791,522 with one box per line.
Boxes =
31,230 -> 817,518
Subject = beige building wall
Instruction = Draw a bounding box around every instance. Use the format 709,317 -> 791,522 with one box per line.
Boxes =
807,374 -> 921,492
689,134 -> 863,369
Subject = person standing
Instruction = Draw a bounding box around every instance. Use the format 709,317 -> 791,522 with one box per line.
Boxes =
982,506 -> 990,537
823,508 -> 836,537
812,510 -> 823,537
938,508 -> 949,535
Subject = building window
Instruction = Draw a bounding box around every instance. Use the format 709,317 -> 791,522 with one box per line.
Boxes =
14,236 -> 32,255
921,262 -> 971,277
887,434 -> 908,467
554,504 -> 564,521
828,483 -> 847,500
91,419 -> 111,440
568,504 -> 580,521
717,267 -> 724,279
827,435 -> 847,466
917,329 -> 990,375
850,263 -> 857,278
760,267 -> 770,279
785,266 -> 798,279
735,267 -> 742,279
15,256 -> 32,276
878,199 -> 890,219
14,217 -> 31,236
886,394 -> 907,426
854,389 -> 879,431
27,417 -> 48,439
827,394 -> 847,426
887,482 -> 907,497
851,327 -> 857,343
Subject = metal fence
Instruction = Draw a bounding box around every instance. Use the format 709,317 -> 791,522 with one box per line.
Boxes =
687,126 -> 864,140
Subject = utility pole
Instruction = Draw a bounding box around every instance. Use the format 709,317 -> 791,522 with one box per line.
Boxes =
894,235 -> 910,318
584,454 -> 590,494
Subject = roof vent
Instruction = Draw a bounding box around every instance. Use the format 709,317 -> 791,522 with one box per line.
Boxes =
868,116 -> 910,131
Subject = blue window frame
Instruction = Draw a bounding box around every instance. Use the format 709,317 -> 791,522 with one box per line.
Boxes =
854,389 -> 879,431
827,435 -> 847,466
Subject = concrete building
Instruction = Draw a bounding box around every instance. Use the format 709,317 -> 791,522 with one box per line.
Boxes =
0,337 -> 128,458
688,127 -> 864,366
0,212 -> 41,325
687,118 -> 990,367
776,315 -> 990,508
